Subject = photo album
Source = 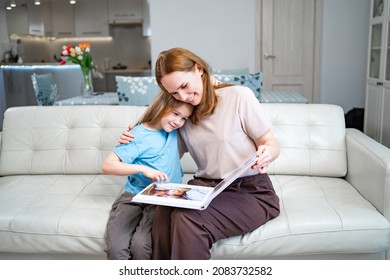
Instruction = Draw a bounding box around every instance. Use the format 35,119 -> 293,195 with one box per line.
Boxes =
132,154 -> 258,210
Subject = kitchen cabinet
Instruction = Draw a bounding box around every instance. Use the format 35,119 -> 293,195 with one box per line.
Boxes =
28,2 -> 53,36
6,4 -> 28,35
75,0 -> 109,37
6,2 -> 52,36
108,0 -> 143,24
51,1 -> 75,37
364,0 -> 390,148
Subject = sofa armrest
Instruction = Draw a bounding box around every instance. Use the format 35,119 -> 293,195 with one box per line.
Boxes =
345,128 -> 390,260
345,129 -> 390,220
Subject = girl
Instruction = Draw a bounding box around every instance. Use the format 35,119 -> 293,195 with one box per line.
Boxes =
102,91 -> 193,260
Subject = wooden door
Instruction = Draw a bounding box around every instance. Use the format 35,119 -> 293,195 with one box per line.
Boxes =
262,0 -> 316,102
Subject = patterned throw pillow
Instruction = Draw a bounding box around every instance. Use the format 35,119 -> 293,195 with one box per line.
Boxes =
213,72 -> 263,100
116,72 -> 263,105
116,76 -> 160,106
212,68 -> 250,75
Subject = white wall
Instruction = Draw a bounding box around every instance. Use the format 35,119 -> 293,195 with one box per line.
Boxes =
320,0 -> 370,113
149,0 -> 370,113
148,0 -> 256,73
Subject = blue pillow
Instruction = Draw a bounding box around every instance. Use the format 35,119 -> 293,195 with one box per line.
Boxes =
213,72 -> 263,100
116,76 -> 160,106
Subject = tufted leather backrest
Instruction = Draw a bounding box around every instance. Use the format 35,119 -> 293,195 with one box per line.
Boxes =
0,104 -> 346,177
0,106 -> 147,175
265,104 -> 347,177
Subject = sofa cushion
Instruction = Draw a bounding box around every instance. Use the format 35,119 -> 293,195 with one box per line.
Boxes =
210,175 -> 390,259
116,76 -> 160,106
1,173 -> 388,258
0,174 -> 125,256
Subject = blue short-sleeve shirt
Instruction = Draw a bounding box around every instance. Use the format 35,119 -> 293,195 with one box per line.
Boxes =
114,124 -> 183,194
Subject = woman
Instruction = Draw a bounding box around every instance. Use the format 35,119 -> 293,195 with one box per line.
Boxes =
120,47 -> 280,259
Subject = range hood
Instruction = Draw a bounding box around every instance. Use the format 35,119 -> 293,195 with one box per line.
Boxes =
108,19 -> 143,26
27,2 -> 53,37
5,2 -> 53,37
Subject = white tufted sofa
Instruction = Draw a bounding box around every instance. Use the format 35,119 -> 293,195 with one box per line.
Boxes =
0,104 -> 389,260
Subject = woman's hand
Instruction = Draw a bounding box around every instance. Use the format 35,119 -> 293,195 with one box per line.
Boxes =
253,130 -> 280,174
118,125 -> 135,145
254,145 -> 274,174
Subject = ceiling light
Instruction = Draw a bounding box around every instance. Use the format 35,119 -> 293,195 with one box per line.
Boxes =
34,1 -> 41,5
70,0 -> 77,4
10,1 -> 16,8
6,6 -> 12,10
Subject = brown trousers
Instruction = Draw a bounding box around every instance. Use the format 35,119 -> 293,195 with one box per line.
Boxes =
152,173 -> 280,260
105,192 -> 155,260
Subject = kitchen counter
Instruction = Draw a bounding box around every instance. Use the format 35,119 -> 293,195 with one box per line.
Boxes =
1,63 -> 151,72
0,64 -> 153,129
1,63 -> 63,66
0,63 -> 85,103
0,64 -> 85,130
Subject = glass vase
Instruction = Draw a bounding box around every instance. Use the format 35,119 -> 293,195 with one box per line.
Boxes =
81,67 -> 93,98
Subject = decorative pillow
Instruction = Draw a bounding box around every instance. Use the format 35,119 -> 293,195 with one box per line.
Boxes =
116,76 -> 160,106
213,72 -> 263,100
212,68 -> 250,75
31,73 -> 59,106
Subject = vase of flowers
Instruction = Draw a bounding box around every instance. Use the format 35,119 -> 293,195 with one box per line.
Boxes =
61,43 -> 94,98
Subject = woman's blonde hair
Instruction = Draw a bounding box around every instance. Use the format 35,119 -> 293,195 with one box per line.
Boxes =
136,91 -> 192,126
155,47 -> 229,124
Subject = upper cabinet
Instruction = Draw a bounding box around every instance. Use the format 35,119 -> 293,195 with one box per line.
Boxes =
5,0 -> 148,38
51,2 -> 75,37
108,0 -> 143,24
6,2 -> 52,36
6,4 -> 29,35
75,0 -> 109,37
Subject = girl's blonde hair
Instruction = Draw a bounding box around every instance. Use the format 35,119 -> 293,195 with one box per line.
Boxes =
155,47 -> 229,124
136,91 -> 192,126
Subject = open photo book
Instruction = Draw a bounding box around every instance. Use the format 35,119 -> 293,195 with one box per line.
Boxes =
132,154 -> 258,210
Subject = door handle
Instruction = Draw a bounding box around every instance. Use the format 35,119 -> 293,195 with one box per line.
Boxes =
264,53 -> 276,59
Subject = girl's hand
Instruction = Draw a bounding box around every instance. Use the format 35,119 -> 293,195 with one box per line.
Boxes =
210,76 -> 222,86
142,166 -> 170,182
253,145 -> 274,174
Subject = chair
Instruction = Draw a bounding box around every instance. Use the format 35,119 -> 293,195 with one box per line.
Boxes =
31,73 -> 59,106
